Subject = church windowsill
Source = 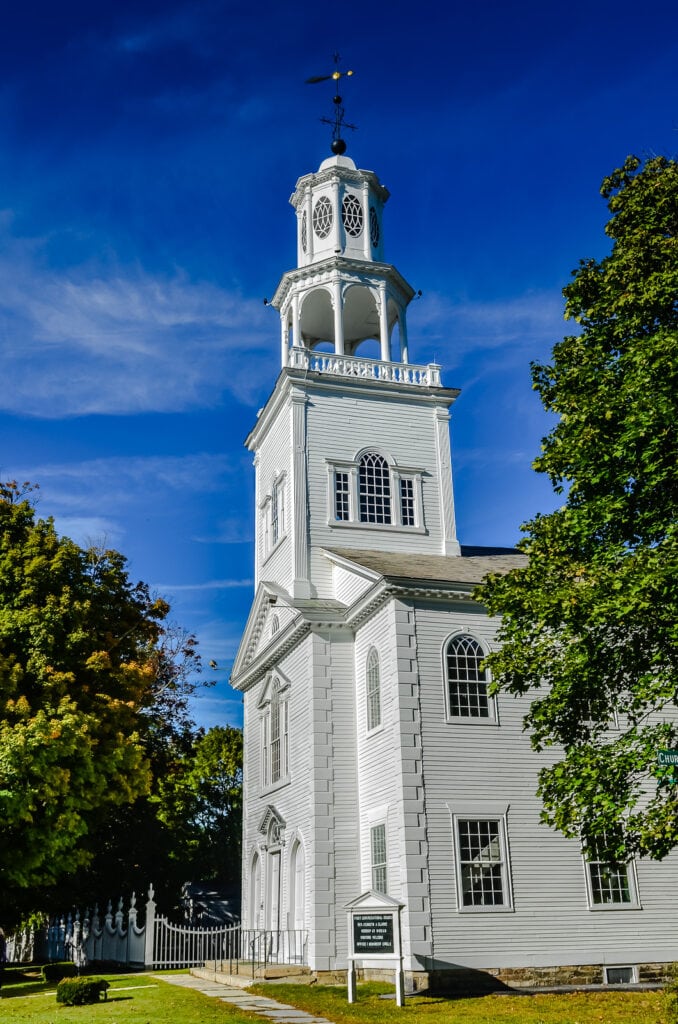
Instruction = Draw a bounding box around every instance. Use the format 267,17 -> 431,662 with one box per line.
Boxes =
327,519 -> 427,535
260,774 -> 291,797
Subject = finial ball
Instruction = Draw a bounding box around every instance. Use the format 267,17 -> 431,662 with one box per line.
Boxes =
331,138 -> 347,155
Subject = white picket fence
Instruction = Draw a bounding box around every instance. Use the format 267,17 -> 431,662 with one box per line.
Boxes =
7,886 -> 307,972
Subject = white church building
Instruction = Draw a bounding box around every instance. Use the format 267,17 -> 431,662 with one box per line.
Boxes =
229,145 -> 678,991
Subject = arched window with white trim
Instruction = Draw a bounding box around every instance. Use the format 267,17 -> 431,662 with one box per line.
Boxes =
359,452 -> 391,524
249,851 -> 262,928
445,634 -> 493,720
366,648 -> 381,731
261,676 -> 289,788
290,839 -> 306,933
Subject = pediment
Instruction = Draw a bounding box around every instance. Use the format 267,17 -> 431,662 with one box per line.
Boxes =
344,890 -> 404,911
231,582 -> 293,681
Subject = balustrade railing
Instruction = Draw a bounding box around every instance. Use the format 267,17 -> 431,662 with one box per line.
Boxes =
287,347 -> 441,387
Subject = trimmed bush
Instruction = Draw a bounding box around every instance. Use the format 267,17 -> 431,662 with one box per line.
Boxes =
56,977 -> 109,1005
41,961 -> 78,982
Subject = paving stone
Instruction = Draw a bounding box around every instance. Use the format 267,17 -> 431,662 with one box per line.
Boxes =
158,974 -> 336,1024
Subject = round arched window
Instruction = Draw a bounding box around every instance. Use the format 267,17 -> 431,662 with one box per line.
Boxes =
342,193 -> 363,237
312,196 -> 333,239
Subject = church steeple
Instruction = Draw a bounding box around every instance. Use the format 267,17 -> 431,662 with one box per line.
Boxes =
271,155 -> 421,371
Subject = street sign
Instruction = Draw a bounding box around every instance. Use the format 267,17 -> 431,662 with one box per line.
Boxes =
657,749 -> 678,766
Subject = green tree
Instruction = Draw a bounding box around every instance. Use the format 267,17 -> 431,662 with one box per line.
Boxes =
0,482 -> 201,919
477,156 -> 678,862
157,725 -> 243,886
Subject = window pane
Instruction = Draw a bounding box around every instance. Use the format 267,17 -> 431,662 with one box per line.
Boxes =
335,471 -> 350,521
587,836 -> 632,905
458,819 -> 505,907
447,635 -> 489,718
371,823 -> 387,894
366,650 -> 381,730
359,453 -> 392,524
400,478 -> 415,526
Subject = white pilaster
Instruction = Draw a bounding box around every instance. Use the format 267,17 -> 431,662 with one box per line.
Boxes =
292,293 -> 301,350
305,186 -> 314,263
280,314 -> 289,367
332,276 -> 344,355
290,387 -> 311,598
379,283 -> 390,362
361,182 -> 370,259
434,406 -> 461,555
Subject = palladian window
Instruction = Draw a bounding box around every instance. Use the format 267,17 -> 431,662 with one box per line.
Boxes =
328,451 -> 422,531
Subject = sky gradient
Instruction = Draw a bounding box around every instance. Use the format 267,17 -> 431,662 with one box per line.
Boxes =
1,0 -> 676,728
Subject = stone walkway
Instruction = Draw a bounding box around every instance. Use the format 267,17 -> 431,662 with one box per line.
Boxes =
159,973 -> 335,1024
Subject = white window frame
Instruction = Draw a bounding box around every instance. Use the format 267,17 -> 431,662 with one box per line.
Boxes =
443,632 -> 498,725
370,822 -> 388,894
259,675 -> 290,793
365,647 -> 382,733
261,473 -> 287,561
582,837 -> 641,911
326,452 -> 425,533
603,965 -> 638,984
448,804 -> 513,913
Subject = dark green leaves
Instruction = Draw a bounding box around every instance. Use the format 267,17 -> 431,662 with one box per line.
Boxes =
477,157 -> 678,860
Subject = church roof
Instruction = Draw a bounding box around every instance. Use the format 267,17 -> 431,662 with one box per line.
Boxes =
326,545 -> 527,586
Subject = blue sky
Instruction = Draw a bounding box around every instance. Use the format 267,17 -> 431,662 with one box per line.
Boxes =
1,0 -> 676,729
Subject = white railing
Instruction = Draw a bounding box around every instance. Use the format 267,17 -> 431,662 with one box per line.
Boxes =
153,915 -> 240,969
288,348 -> 441,387
7,889 -> 308,974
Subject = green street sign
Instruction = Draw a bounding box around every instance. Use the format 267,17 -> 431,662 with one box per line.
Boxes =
657,749 -> 678,766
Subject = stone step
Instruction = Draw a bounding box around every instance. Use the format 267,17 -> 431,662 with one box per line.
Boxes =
193,962 -> 314,989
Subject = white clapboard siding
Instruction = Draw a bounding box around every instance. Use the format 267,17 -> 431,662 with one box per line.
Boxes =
331,561 -> 373,606
412,599 -> 678,969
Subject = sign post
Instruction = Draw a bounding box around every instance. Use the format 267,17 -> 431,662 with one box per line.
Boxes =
345,892 -> 405,1007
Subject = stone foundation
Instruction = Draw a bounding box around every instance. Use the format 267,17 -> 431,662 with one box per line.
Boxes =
315,961 -> 673,995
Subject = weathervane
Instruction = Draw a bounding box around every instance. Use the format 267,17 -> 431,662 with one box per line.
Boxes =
306,53 -> 357,155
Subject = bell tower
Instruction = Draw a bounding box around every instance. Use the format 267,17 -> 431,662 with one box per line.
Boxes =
247,99 -> 461,601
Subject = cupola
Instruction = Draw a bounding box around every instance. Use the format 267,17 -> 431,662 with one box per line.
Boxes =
271,154 -> 417,370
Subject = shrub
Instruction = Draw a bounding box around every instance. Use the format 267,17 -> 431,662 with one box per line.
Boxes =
665,964 -> 678,1024
41,961 -> 77,982
56,977 -> 109,1005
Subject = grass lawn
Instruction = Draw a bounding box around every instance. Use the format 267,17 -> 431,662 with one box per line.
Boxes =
0,967 -> 669,1024
0,968 -> 260,1024
250,981 -> 669,1024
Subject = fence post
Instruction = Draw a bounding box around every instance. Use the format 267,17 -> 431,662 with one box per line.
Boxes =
144,885 -> 156,969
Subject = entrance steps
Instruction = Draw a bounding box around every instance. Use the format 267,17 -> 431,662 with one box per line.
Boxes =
192,961 -> 314,989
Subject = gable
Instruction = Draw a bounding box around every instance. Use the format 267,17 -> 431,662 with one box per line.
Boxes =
230,581 -> 296,680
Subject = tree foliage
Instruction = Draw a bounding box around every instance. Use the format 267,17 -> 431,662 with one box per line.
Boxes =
156,725 -> 243,886
477,156 -> 678,861
0,482 -> 214,919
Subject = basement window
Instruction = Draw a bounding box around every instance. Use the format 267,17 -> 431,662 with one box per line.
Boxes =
604,965 -> 637,985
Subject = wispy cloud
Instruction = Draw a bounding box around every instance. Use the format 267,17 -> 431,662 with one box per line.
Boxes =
192,517 -> 253,545
5,453 -> 243,513
408,289 -> 565,362
155,578 -> 253,592
0,226 -> 272,418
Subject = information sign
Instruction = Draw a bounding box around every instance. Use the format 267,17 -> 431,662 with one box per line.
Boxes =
353,913 -> 394,954
657,749 -> 678,766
